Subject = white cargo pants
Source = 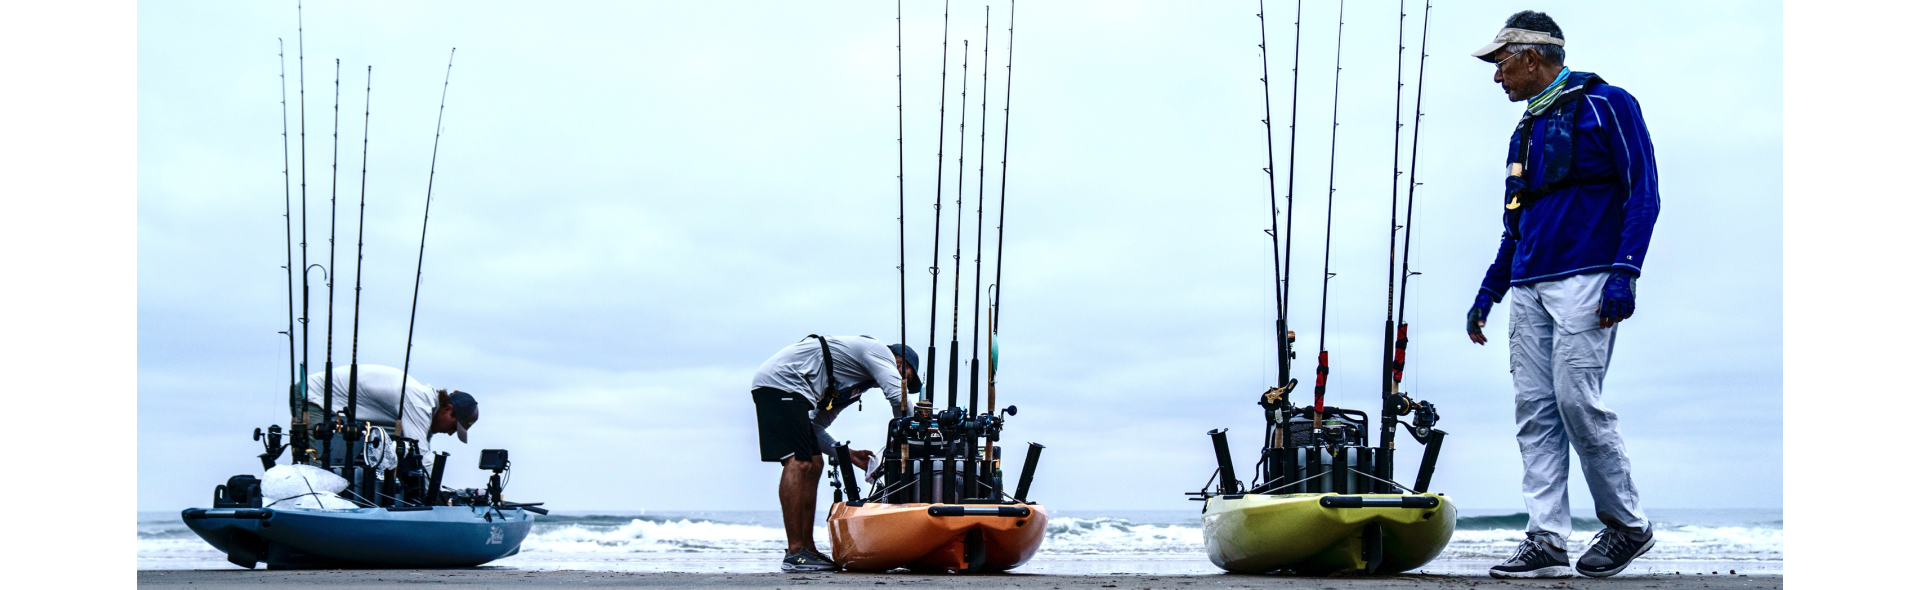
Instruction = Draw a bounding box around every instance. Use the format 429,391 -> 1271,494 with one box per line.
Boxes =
1508,272 -> 1648,549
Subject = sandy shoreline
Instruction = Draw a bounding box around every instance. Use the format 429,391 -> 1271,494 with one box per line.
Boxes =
138,569 -> 1781,588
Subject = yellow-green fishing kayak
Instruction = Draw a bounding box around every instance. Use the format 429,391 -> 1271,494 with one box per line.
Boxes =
1202,493 -> 1456,574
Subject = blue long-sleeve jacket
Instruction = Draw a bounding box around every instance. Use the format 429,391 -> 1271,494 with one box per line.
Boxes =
1479,71 -> 1660,299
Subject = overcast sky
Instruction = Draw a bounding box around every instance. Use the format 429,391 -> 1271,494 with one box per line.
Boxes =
137,0 -> 1781,512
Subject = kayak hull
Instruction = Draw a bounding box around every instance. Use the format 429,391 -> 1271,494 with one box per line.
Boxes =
1202,493 -> 1455,574
180,506 -> 535,569
827,502 -> 1048,573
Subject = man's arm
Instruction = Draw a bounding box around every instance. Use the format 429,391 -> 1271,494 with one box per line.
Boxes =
854,340 -> 908,418
1592,89 -> 1660,276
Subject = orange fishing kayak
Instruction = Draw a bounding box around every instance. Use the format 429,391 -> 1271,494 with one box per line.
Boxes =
828,502 -> 1048,572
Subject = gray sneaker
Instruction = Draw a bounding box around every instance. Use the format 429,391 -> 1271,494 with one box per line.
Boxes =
1489,534 -> 1572,579
781,548 -> 838,573
1576,526 -> 1655,578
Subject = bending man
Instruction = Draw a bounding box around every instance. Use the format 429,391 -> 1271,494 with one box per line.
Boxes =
304,364 -> 479,470
1467,11 -> 1660,580
751,335 -> 918,572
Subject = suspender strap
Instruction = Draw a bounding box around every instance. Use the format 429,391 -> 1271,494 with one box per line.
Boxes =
807,335 -> 842,410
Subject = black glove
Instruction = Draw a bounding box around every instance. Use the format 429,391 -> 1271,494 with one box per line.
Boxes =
1598,271 -> 1637,323
1467,291 -> 1495,342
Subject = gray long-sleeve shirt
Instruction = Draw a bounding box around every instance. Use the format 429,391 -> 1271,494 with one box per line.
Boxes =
751,335 -> 908,449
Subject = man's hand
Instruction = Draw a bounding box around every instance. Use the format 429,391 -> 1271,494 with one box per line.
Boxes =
1467,291 -> 1495,345
1597,271 -> 1636,328
849,449 -> 876,471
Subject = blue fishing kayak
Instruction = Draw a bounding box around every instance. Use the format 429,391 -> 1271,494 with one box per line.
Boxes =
181,505 -> 536,569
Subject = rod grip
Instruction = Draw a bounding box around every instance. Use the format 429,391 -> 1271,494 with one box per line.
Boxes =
1014,442 -> 1043,503
1314,352 -> 1330,411
1391,323 -> 1409,383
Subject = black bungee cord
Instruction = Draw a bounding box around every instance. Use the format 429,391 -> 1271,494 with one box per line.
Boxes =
397,49 -> 457,432
924,0 -> 953,407
1312,0 -> 1348,432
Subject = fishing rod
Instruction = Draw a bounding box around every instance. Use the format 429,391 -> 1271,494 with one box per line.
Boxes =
1393,1 -> 1433,383
896,0 -> 909,407
279,39 -> 305,462
969,7 -> 991,417
1375,0 -> 1411,491
345,65 -> 372,470
986,0 -> 1016,500
398,49 -> 457,433
924,0 -> 952,406
964,7 -> 992,502
297,1 -> 313,427
323,59 -> 341,441
1311,0 -> 1348,433
1254,0 -> 1304,485
947,40 -> 970,411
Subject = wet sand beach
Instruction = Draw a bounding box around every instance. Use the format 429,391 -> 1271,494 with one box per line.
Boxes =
138,570 -> 1781,589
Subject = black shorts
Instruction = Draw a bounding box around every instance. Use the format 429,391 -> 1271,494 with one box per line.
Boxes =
753,387 -> 820,462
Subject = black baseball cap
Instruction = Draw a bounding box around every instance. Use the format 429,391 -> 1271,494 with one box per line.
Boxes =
448,390 -> 479,443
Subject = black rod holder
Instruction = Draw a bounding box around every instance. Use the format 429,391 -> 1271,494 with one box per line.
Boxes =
425,451 -> 448,505
1413,429 -> 1446,492
1013,442 -> 1043,502
834,443 -> 863,505
1208,429 -> 1238,495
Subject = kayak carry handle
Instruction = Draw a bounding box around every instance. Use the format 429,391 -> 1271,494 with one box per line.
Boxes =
1318,495 -> 1440,509
929,505 -> 1032,517
183,508 -> 273,520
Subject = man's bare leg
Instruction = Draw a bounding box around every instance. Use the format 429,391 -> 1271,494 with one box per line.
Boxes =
779,453 -> 825,554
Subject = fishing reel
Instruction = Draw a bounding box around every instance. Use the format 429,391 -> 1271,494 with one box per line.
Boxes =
1406,400 -> 1442,443
252,425 -> 287,471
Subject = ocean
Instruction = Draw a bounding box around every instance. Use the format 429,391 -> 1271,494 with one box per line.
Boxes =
138,508 -> 1782,575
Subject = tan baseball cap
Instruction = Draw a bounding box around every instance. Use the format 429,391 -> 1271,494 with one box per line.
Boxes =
1471,28 -> 1565,62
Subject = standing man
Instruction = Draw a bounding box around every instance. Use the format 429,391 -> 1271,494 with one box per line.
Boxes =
751,335 -> 920,572
1466,11 -> 1659,580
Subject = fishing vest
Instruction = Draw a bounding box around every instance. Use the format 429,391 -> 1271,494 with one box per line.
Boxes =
1503,71 -> 1616,240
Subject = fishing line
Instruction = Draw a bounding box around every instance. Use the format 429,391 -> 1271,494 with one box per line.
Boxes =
398,49 -> 457,424
924,0 -> 953,406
